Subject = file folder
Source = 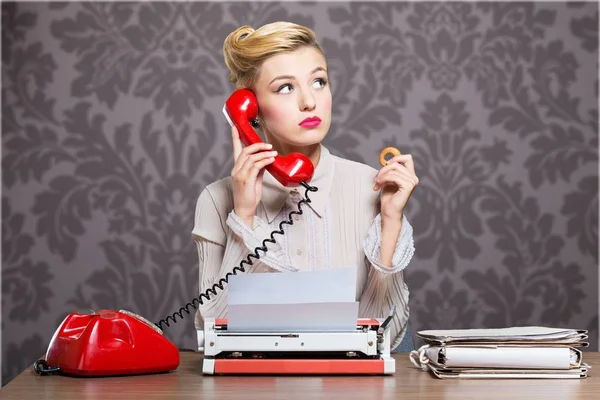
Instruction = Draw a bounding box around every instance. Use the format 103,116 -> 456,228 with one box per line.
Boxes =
409,326 -> 590,379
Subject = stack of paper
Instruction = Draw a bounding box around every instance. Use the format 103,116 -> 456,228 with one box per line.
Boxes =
227,266 -> 359,332
409,327 -> 590,379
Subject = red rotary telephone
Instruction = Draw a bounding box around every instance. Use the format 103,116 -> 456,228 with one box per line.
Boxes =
35,310 -> 179,377
223,88 -> 314,187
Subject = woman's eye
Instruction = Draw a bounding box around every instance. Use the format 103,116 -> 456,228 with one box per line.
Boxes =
313,78 -> 327,88
277,84 -> 292,94
277,79 -> 327,93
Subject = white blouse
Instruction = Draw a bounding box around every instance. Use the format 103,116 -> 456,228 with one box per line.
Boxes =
191,145 -> 415,349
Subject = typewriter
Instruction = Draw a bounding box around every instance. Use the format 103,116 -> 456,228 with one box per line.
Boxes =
198,308 -> 396,375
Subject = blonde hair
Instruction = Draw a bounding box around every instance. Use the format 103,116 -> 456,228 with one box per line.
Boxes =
223,21 -> 326,89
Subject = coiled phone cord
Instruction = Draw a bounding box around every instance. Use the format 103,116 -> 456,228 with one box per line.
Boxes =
32,181 -> 318,376
155,181 -> 318,331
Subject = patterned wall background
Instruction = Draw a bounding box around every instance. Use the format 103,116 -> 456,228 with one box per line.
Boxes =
2,1 -> 598,386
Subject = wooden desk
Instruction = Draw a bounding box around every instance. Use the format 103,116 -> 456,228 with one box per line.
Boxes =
1,352 -> 598,399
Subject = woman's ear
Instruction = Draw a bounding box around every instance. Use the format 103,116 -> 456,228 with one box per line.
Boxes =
256,114 -> 266,130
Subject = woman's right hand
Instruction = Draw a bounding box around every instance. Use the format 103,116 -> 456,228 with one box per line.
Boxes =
230,126 -> 277,227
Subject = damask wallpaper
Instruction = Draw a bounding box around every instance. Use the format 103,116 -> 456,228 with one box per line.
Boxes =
1,1 -> 598,386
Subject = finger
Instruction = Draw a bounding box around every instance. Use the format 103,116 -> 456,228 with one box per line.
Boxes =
375,159 -> 413,181
373,172 -> 404,191
239,151 -> 278,178
376,154 -> 415,179
386,154 -> 415,175
374,171 -> 416,191
387,167 -> 418,188
242,150 -> 278,171
246,156 -> 276,181
375,176 -> 410,193
233,142 -> 274,173
376,165 -> 413,186
252,156 -> 277,173
239,142 -> 274,161
232,126 -> 243,162
375,162 -> 399,181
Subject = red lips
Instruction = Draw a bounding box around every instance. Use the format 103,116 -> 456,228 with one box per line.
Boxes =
299,116 -> 321,128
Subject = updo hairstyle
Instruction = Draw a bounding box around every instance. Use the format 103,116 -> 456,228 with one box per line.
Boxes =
222,21 -> 326,89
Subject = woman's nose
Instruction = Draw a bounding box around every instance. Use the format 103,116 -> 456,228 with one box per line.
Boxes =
299,90 -> 316,111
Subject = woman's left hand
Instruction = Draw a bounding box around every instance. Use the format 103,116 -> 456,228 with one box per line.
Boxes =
373,154 -> 419,222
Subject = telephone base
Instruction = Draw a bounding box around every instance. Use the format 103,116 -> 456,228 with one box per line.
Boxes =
40,309 -> 180,377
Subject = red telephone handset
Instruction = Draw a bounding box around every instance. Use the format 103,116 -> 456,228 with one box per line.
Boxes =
36,309 -> 179,376
223,89 -> 314,187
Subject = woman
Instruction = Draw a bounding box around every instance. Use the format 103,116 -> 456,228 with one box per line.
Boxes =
192,22 -> 419,351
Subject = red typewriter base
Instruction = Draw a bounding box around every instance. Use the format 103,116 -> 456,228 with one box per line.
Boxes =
206,358 -> 392,375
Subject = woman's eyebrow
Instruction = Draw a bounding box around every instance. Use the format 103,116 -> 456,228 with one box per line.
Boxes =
269,66 -> 327,85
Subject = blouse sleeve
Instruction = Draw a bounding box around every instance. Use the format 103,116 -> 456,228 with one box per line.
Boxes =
359,213 -> 415,350
192,188 -> 264,330
363,213 -> 415,273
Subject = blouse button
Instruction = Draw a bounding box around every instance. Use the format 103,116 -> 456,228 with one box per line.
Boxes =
294,215 -> 300,221
290,190 -> 300,203
296,249 -> 302,256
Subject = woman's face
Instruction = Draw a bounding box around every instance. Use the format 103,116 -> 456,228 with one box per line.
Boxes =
252,46 -> 332,150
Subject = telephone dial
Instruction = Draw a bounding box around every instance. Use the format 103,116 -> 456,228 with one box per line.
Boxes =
35,88 -> 319,377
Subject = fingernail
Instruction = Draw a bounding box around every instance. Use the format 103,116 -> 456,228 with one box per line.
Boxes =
266,143 -> 273,148
271,151 -> 278,155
